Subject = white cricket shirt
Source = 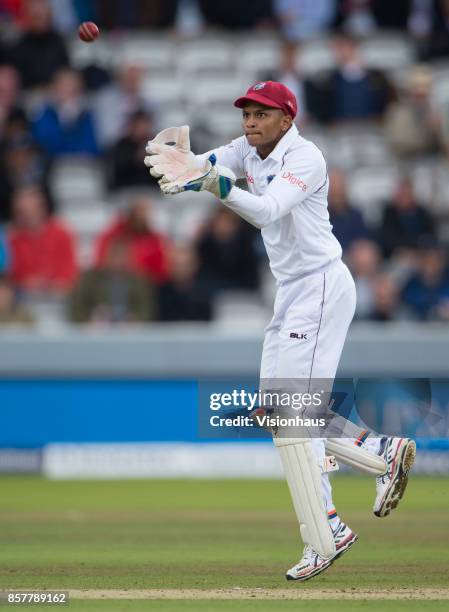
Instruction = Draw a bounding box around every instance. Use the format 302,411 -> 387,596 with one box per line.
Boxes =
202,124 -> 342,282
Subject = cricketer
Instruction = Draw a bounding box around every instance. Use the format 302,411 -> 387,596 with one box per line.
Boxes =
144,81 -> 416,581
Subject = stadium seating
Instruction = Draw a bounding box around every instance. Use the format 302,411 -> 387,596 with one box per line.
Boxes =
50,158 -> 106,209
22,28 -> 446,326
299,38 -> 337,75
60,204 -> 110,266
347,165 -> 400,225
360,34 -> 416,71
213,290 -> 270,326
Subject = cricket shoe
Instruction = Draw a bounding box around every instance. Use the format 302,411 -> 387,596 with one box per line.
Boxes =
285,521 -> 358,582
373,437 -> 416,518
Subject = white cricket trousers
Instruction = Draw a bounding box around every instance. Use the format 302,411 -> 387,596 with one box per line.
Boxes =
260,258 -> 357,517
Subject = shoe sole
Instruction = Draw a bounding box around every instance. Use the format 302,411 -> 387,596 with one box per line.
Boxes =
285,533 -> 358,582
374,439 -> 416,518
333,532 -> 359,562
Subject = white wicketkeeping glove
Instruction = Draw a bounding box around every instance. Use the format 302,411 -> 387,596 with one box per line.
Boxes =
144,125 -> 198,183
144,126 -> 236,200
159,153 -> 236,200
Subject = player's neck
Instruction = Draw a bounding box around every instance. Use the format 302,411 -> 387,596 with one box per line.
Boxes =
256,130 -> 288,160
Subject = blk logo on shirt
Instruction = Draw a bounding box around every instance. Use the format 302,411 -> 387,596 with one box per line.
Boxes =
290,332 -> 308,340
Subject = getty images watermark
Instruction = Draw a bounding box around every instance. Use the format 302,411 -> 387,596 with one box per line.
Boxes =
199,377 -> 446,441
207,388 -> 329,433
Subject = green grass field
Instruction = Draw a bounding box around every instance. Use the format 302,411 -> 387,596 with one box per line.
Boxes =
0,475 -> 448,610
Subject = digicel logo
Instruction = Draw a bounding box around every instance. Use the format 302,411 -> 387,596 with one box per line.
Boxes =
282,171 -> 307,192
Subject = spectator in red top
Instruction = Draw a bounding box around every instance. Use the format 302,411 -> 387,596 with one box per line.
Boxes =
8,185 -> 78,295
95,196 -> 169,284
0,0 -> 22,23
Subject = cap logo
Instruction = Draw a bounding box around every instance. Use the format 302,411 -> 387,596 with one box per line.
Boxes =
253,82 -> 266,91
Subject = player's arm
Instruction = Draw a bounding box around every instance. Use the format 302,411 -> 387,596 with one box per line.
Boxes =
195,141 -> 246,180
148,140 -> 327,228
223,148 -> 327,228
144,128 -> 327,228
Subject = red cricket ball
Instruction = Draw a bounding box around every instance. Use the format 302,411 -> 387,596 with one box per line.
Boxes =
78,21 -> 100,43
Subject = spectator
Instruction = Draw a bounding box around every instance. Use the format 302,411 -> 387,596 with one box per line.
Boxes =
334,0 -> 376,36
0,132 -> 48,222
0,65 -> 27,140
31,69 -> 100,158
328,168 -> 369,252
274,0 -> 336,42
198,0 -> 274,29
384,64 -> 443,159
9,0 -> 69,89
48,0 -> 77,34
8,186 -> 78,295
175,0 -> 205,37
323,35 -> 391,123
0,0 -> 22,23
378,177 -> 435,258
69,238 -> 154,324
346,239 -> 381,319
159,244 -> 212,321
0,276 -> 35,326
0,40 -> 9,66
408,0 -> 435,42
421,0 -> 449,59
109,110 -> 158,190
94,64 -> 158,149
71,0 -> 98,23
372,0 -> 413,30
370,274 -> 401,322
196,208 -> 260,294
0,226 -> 9,272
95,196 -> 169,284
96,0 -> 178,29
402,244 -> 449,319
259,42 -> 327,125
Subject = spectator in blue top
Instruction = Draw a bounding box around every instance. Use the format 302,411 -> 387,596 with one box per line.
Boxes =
378,177 -> 435,259
274,0 -> 336,41
324,35 -> 392,123
0,226 -> 9,273
31,68 -> 100,158
328,168 -> 369,252
402,244 -> 449,320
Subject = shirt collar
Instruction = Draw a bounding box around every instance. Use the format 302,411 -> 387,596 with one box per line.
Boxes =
249,124 -> 299,163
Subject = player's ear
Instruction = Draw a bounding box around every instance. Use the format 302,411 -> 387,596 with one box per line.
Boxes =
281,113 -> 292,132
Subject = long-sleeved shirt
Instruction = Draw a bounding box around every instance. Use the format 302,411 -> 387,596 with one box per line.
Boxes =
200,124 -> 342,282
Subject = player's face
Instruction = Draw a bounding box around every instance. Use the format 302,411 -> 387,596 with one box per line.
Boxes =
242,104 -> 291,153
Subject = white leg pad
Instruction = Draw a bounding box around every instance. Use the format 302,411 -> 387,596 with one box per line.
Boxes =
274,437 -> 336,559
326,439 -> 386,476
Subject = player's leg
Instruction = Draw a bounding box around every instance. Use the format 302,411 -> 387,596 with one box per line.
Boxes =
304,263 -> 416,518
372,436 -> 416,517
259,277 -> 340,579
300,263 -> 414,514
276,261 -> 357,515
271,261 -> 358,580
326,435 -> 415,517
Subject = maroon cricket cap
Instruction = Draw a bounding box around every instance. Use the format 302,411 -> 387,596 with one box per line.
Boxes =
234,81 -> 298,119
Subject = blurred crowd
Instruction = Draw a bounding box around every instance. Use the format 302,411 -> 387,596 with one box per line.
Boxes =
0,0 -> 449,327
2,0 -> 449,52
